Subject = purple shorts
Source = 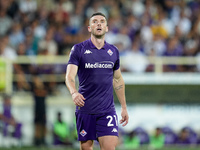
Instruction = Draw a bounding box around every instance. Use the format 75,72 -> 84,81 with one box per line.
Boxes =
75,111 -> 119,141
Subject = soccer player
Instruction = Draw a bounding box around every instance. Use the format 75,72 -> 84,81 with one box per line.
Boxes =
65,12 -> 129,150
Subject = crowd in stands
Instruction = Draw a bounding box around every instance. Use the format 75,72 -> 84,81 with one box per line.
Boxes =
0,0 -> 200,92
0,94 -> 22,147
1,0 -> 200,65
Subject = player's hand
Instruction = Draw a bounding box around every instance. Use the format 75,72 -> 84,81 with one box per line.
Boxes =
120,108 -> 129,127
72,92 -> 85,107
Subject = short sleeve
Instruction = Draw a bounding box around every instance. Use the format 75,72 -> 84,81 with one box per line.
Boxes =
68,45 -> 80,66
113,46 -> 120,71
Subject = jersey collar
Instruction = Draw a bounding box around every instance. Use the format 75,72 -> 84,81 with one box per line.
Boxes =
88,38 -> 108,50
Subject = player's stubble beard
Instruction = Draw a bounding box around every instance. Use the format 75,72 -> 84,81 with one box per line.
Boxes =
92,28 -> 106,39
94,33 -> 105,39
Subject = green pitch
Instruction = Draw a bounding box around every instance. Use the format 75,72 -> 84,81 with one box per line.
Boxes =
0,146 -> 200,150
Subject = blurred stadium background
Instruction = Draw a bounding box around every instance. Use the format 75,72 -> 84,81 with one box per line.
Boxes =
0,0 -> 200,149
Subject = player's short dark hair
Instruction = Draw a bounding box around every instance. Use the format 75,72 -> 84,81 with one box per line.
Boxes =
90,12 -> 107,20
89,12 -> 107,26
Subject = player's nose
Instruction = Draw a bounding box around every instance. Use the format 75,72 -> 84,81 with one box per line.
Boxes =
97,22 -> 101,26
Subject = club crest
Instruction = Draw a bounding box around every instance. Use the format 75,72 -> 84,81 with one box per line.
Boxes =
80,129 -> 87,137
107,49 -> 113,56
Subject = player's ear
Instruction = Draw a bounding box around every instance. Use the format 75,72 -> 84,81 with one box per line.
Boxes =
88,26 -> 91,32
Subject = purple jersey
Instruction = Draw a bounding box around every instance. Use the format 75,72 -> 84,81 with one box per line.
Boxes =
68,39 -> 120,114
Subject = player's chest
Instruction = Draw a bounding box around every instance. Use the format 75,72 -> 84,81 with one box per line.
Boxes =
81,48 -> 115,63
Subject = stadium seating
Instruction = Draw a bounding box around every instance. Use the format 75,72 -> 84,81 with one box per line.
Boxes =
182,126 -> 198,144
162,126 -> 177,145
133,127 -> 150,145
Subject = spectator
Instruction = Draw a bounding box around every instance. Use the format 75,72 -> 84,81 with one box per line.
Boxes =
32,76 -> 48,146
0,35 -> 17,61
9,23 -> 25,48
32,19 -> 46,41
163,36 -> 184,72
69,4 -> 84,35
54,0 -> 74,14
19,0 -> 37,13
105,25 -> 132,51
140,13 -> 153,54
24,32 -> 38,55
182,127 -> 198,144
14,43 -> 31,91
124,131 -> 140,149
149,127 -> 165,149
176,128 -> 191,146
123,41 -> 148,73
54,24 -> 66,55
53,111 -> 72,146
6,0 -> 20,19
85,0 -> 109,19
193,15 -> 200,36
157,9 -> 175,37
181,35 -> 199,72
38,27 -> 58,55
104,0 -> 121,19
1,94 -> 22,139
0,0 -> 10,10
177,10 -> 192,37
131,0 -> 145,18
0,8 -> 13,36
49,0 -> 69,26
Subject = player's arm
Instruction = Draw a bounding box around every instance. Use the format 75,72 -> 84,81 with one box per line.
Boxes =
113,68 -> 129,126
65,64 -> 85,107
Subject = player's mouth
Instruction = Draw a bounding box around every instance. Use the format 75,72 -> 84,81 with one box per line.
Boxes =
97,28 -> 102,31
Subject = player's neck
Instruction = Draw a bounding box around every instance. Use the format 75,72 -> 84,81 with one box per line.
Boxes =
91,35 -> 105,50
